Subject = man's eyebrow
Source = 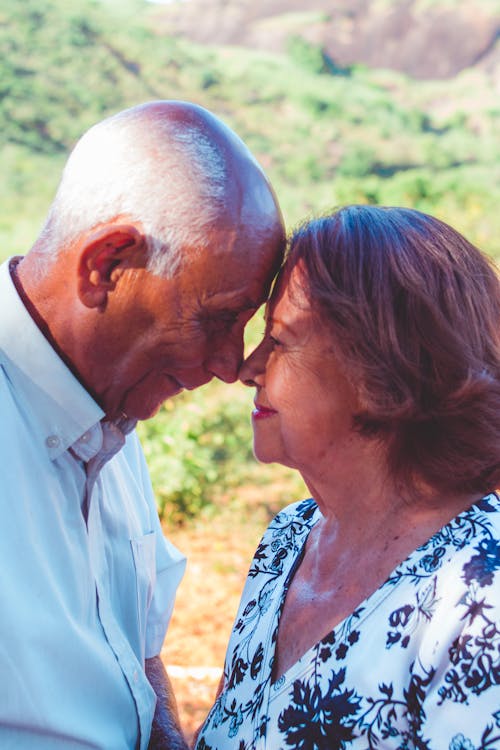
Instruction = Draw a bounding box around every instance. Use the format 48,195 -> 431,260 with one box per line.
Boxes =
203,299 -> 258,316
224,302 -> 258,315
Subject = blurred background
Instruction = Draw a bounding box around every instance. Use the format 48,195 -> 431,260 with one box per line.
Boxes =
2,0 -> 499,738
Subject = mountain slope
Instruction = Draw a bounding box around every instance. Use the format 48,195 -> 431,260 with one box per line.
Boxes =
0,0 -> 498,257
148,0 -> 500,80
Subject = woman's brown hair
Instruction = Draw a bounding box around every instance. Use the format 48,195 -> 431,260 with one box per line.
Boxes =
287,205 -> 500,496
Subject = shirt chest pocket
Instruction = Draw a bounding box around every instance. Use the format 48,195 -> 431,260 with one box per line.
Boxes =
130,531 -> 157,654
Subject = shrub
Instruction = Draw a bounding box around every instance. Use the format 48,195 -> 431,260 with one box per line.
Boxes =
137,384 -> 254,524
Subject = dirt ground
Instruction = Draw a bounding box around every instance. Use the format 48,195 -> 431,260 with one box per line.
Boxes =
160,505 -> 270,744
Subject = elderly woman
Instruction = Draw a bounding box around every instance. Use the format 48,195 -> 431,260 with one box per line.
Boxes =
195,206 -> 500,750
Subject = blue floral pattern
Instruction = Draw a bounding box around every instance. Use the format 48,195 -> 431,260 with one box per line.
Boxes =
196,495 -> 500,749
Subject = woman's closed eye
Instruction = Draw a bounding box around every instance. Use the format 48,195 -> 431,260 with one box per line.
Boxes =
259,326 -> 282,345
269,333 -> 284,349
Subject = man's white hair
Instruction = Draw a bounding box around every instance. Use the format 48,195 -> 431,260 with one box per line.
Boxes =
35,102 -> 229,277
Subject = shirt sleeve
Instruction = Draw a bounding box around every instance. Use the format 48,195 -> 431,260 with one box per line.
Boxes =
415,547 -> 500,748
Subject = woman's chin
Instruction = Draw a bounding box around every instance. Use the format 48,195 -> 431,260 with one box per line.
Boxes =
253,444 -> 285,466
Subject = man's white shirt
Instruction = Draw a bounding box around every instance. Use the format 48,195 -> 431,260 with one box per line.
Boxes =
0,259 -> 186,749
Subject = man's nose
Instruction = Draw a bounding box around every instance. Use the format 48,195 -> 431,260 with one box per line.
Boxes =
205,337 -> 244,383
238,355 -> 255,387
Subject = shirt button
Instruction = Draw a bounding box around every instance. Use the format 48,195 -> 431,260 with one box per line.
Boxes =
133,670 -> 139,683
80,431 -> 91,443
46,435 -> 60,449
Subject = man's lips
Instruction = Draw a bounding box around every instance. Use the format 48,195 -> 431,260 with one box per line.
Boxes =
252,403 -> 277,420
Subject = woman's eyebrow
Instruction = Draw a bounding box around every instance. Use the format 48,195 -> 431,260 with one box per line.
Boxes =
265,314 -> 296,335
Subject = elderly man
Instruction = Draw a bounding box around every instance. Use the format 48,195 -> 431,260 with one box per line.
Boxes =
0,101 -> 284,749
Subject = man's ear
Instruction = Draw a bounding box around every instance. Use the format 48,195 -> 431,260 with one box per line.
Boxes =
77,224 -> 147,311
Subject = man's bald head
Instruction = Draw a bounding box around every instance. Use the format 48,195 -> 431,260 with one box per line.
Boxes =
36,100 -> 283,276
17,101 -> 285,418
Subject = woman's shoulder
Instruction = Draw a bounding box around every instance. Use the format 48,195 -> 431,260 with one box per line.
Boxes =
449,491 -> 500,552
455,491 -> 500,587
269,497 -> 320,531
471,491 -> 500,520
248,498 -> 320,571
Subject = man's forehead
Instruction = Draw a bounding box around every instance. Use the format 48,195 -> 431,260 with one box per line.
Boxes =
202,291 -> 259,315
182,230 -> 282,316
199,262 -> 276,310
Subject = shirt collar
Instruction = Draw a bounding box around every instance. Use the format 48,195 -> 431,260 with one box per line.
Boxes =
0,257 -> 106,459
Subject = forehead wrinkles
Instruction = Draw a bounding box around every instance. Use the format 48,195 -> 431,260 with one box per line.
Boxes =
268,263 -> 310,317
205,277 -> 264,316
207,249 -> 276,308
267,302 -> 315,349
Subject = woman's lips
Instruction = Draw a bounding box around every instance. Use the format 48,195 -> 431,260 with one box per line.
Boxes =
252,404 -> 277,420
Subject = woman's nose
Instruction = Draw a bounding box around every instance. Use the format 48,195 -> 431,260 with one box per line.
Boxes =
238,356 -> 256,387
238,340 -> 269,387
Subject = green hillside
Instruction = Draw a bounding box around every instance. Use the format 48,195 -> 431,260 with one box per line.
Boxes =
2,0 -> 499,521
1,0 -> 499,256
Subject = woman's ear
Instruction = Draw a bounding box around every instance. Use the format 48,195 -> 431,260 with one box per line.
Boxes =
77,224 -> 147,311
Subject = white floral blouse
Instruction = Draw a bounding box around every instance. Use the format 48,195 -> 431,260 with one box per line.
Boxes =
196,494 -> 500,750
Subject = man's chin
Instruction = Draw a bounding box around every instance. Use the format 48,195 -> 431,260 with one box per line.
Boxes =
132,402 -> 162,421
124,383 -> 184,421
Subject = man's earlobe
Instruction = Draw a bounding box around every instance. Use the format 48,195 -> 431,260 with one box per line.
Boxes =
77,224 -> 147,311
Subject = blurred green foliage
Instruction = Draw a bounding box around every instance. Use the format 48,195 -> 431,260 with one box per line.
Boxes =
137,369 -> 307,525
137,386 -> 254,524
1,0 -> 499,522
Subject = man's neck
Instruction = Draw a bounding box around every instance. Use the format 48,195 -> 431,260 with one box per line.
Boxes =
9,255 -> 105,410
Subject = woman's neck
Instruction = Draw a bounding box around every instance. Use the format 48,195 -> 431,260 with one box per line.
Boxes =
299,442 -> 479,564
